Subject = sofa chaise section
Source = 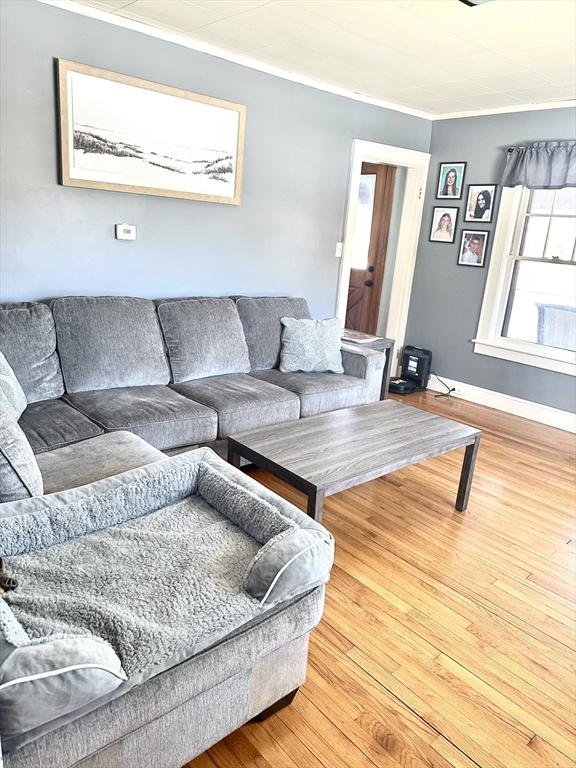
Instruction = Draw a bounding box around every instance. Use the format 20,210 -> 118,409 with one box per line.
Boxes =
159,298 -> 301,436
0,449 -> 333,766
36,431 -> 165,494
51,297 -> 218,450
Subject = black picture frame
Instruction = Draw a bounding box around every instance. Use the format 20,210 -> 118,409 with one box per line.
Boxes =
464,184 -> 497,223
458,229 -> 489,267
429,206 -> 459,243
436,162 -> 466,199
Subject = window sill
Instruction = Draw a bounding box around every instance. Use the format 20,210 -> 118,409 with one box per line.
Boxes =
473,338 -> 576,376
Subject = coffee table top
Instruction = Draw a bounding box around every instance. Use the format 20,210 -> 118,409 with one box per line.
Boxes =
229,400 -> 480,496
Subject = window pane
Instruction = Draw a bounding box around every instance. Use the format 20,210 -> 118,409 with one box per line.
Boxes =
545,217 -> 576,261
529,189 -> 555,214
520,216 -> 549,258
553,187 -> 576,215
504,262 -> 576,351
351,174 -> 375,270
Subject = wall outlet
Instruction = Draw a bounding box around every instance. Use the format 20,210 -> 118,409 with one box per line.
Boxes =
115,223 -> 136,241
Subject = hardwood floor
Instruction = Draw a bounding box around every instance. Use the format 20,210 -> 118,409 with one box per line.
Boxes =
189,393 -> 576,768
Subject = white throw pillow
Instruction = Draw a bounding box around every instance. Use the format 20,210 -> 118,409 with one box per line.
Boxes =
0,351 -> 27,420
279,317 -> 344,374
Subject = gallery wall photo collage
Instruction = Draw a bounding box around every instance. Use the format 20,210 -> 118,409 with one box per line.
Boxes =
429,161 -> 498,268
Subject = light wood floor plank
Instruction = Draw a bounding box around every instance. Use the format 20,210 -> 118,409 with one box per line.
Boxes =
187,393 -> 576,768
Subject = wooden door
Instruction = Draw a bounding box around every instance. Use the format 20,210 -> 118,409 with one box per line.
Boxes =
345,163 -> 396,334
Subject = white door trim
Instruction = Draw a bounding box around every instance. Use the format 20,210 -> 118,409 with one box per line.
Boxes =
336,140 -> 430,371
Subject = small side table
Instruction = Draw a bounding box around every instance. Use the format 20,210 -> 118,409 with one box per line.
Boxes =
341,329 -> 395,400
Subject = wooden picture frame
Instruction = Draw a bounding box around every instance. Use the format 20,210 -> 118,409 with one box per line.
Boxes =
57,59 -> 246,205
436,162 -> 466,199
464,184 -> 497,223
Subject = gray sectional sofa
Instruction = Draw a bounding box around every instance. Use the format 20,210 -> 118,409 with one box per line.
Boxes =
2,296 -> 385,470
0,295 -> 385,768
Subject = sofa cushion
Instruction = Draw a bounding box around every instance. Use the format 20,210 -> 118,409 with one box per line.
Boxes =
0,351 -> 27,420
37,432 -> 165,494
280,317 -> 344,374
65,385 -> 217,450
158,299 -> 250,383
0,302 -> 64,403
19,399 -> 103,454
250,370 -> 368,417
52,297 -> 170,393
236,298 -> 311,370
172,374 -> 300,438
0,412 -> 43,503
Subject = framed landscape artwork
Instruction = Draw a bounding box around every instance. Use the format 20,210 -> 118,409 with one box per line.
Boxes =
57,60 -> 246,205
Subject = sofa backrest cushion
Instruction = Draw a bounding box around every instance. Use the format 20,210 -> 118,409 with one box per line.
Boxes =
0,302 -> 64,403
0,411 -> 43,503
0,351 -> 27,420
236,297 -> 311,370
52,297 -> 170,393
158,299 -> 250,382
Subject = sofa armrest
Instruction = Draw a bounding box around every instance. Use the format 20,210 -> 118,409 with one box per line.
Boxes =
340,343 -> 386,402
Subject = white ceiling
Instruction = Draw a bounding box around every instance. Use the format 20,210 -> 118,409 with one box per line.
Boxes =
70,0 -> 576,117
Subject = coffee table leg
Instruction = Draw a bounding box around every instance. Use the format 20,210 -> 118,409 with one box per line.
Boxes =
227,441 -> 242,469
456,435 -> 480,511
307,488 -> 325,523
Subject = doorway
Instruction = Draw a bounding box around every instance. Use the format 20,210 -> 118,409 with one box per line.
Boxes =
336,140 -> 431,360
345,162 -> 396,334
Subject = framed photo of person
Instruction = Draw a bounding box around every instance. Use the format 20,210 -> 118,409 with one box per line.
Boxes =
429,206 -> 458,243
458,230 -> 489,267
436,162 -> 466,199
465,185 -> 496,222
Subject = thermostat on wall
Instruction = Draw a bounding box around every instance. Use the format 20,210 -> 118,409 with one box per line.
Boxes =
115,223 -> 136,241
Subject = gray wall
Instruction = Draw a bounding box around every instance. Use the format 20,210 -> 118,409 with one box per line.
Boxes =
0,0 -> 430,318
405,107 -> 576,412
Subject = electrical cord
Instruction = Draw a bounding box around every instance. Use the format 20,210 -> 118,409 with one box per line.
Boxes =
430,371 -> 456,398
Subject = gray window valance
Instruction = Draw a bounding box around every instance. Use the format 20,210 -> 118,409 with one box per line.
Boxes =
501,140 -> 576,189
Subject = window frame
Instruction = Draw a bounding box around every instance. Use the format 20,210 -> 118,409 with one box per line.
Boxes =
473,186 -> 576,376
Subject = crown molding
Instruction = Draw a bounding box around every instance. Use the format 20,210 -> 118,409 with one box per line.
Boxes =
433,100 -> 576,120
36,0 -> 576,122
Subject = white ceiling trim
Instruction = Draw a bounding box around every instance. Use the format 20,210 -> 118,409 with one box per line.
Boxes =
36,0 -> 576,122
433,100 -> 576,121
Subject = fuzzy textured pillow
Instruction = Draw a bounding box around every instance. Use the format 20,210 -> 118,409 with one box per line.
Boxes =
279,317 -> 344,374
0,351 -> 27,420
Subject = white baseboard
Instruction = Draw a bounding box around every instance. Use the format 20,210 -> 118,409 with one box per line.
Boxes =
427,375 -> 576,433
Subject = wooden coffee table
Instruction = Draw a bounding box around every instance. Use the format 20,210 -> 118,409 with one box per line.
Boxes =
227,400 -> 481,523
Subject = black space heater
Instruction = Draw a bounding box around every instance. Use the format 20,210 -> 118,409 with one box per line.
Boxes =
389,345 -> 432,395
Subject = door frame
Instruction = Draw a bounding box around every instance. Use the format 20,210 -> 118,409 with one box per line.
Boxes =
336,139 -> 430,369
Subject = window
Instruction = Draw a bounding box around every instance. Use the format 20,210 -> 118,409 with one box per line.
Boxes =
474,186 -> 576,375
